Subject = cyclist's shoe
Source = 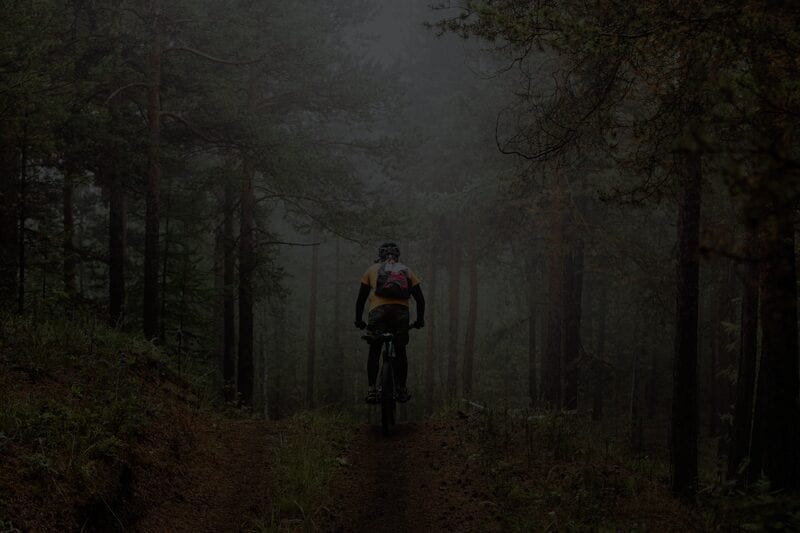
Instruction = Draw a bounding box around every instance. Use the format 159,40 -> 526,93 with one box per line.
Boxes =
365,388 -> 378,404
396,387 -> 411,403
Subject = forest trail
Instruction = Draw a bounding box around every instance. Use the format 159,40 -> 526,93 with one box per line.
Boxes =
131,416 -> 273,533
322,419 -> 503,532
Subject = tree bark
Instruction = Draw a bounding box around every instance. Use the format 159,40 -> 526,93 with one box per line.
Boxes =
306,234 -> 320,408
108,168 -> 127,328
592,280 -> 608,421
143,0 -> 163,340
331,238 -> 343,404
62,169 -> 77,299
17,131 -> 27,314
446,234 -> 461,399
462,253 -> 478,397
425,244 -> 438,415
563,237 -> 583,411
758,203 -> 800,489
237,67 -> 258,407
630,341 -> 644,453
542,193 -> 566,409
222,172 -> 236,399
0,135 -> 19,304
238,162 -> 256,406
728,223 -> 759,482
670,151 -> 702,500
526,250 -> 538,406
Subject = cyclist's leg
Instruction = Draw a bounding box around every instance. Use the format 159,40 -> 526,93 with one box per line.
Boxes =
391,305 -> 411,393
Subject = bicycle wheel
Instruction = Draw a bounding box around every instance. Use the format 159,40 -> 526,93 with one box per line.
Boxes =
381,399 -> 396,436
379,351 -> 396,436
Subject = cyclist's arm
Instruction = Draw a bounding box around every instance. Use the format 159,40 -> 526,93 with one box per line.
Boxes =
355,283 -> 370,322
410,284 -> 425,323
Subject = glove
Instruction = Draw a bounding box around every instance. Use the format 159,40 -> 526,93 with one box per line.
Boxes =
354,320 -> 367,330
412,320 -> 425,329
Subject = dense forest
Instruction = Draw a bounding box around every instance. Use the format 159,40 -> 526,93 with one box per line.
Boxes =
1,0 -> 799,531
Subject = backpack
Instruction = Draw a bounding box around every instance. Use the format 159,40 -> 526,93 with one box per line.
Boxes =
374,262 -> 411,299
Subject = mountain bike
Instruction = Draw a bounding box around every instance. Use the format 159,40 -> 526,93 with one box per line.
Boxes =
363,327 -> 416,436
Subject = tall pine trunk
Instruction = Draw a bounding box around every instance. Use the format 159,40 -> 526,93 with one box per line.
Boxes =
563,237 -> 583,411
306,235 -> 319,408
237,68 -> 258,407
758,203 -> 800,489
425,246 -> 438,415
332,238 -> 343,404
62,170 -> 76,299
462,254 -> 478,397
670,151 -> 702,499
592,280 -> 608,421
446,235 -> 461,399
143,0 -> 163,340
108,168 -> 127,328
728,223 -> 759,482
542,193 -> 565,409
0,135 -> 17,304
526,250 -> 538,406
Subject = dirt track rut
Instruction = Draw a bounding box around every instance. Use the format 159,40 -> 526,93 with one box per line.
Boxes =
322,419 -> 502,532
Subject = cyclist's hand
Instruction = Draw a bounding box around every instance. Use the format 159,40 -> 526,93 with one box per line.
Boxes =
354,320 -> 367,330
412,320 -> 425,329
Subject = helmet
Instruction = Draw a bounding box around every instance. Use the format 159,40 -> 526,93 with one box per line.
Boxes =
377,242 -> 400,261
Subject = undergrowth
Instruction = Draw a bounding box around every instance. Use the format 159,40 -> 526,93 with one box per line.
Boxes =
252,410 -> 355,532
0,311 -> 222,531
466,407 -> 705,532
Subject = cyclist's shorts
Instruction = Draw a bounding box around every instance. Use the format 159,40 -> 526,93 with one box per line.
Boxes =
367,304 -> 410,345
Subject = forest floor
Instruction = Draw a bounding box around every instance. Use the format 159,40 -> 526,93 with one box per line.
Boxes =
321,419 -> 504,532
4,316 -> 780,532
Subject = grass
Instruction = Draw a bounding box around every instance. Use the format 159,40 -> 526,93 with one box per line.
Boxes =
252,409 -> 355,532
464,407 -> 704,532
0,311 -> 224,531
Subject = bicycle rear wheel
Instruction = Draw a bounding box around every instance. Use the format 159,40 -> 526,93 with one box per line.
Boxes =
381,400 -> 396,436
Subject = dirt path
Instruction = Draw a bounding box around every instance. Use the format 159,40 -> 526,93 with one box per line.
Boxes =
321,419 -> 503,532
130,415 -> 273,533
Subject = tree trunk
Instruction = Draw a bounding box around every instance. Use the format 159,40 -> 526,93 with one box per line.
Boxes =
159,188 -> 172,342
542,193 -> 566,409
758,204 -> 800,489
238,164 -> 256,406
223,172 -> 236,399
17,131 -> 27,314
237,68 -> 258,407
728,223 -> 759,482
62,170 -> 77,299
446,234 -> 461,399
143,0 -> 163,340
670,151 -> 702,500
462,254 -> 478,397
592,280 -> 608,421
425,245 -> 438,415
563,237 -> 583,411
526,250 -> 538,406
306,235 -> 320,408
332,238 -> 343,404
630,342 -> 644,453
0,135 -> 17,305
108,168 -> 127,328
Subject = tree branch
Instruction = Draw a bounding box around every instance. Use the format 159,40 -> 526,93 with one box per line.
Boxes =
164,46 -> 260,65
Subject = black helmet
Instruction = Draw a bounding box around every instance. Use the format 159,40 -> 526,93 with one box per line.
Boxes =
377,242 -> 400,261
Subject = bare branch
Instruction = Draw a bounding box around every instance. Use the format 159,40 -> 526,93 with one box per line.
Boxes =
164,46 -> 260,65
105,82 -> 148,104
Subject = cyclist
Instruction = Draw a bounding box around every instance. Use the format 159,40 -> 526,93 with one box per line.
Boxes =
355,242 -> 425,404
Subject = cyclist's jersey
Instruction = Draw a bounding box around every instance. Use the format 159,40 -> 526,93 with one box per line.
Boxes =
360,262 -> 420,312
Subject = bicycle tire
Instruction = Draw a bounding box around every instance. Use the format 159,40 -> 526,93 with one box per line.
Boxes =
381,400 -> 395,436
379,346 -> 396,436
